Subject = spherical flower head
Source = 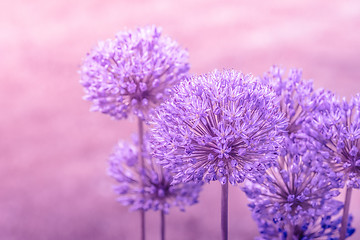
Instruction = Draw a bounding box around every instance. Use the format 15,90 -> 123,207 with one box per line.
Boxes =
243,140 -> 343,228
311,94 -> 360,188
257,66 -> 338,167
80,26 -> 190,120
108,137 -> 202,213
151,69 -> 288,186
254,200 -> 355,240
257,66 -> 320,137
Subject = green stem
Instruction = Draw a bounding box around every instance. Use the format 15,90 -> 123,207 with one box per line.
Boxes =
221,180 -> 228,240
340,187 -> 352,240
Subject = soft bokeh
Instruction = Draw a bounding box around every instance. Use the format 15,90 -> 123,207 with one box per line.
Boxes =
1,0 -> 360,239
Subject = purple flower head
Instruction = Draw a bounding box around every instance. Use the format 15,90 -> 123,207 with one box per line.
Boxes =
257,66 -> 321,137
257,66 -> 338,165
108,136 -> 202,213
151,69 -> 288,186
254,200 -> 355,240
243,140 -> 343,228
80,26 -> 189,120
311,94 -> 360,188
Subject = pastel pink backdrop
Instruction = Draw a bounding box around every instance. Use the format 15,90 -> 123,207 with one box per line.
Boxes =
1,0 -> 360,239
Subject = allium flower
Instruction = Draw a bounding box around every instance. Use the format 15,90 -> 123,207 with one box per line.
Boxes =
243,140 -> 343,227
257,66 -> 337,167
108,137 -> 202,213
257,66 -> 329,137
151,69 -> 287,185
80,26 -> 189,120
310,94 -> 360,188
254,200 -> 355,240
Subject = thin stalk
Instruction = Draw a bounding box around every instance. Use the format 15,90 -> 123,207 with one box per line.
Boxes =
340,187 -> 352,240
138,117 -> 145,168
221,180 -> 228,240
138,117 -> 146,240
288,224 -> 294,240
161,210 -> 165,240
140,210 -> 145,240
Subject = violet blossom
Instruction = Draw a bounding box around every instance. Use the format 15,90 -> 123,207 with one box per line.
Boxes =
151,69 -> 288,186
80,26 -> 189,120
257,66 -> 316,136
310,94 -> 360,189
243,139 -> 345,237
108,136 -> 202,214
254,200 -> 355,240
257,66 -> 339,174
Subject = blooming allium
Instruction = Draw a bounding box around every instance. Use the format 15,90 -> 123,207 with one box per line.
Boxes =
257,66 -> 326,137
310,94 -> 360,188
151,69 -> 287,185
80,26 -> 189,120
243,140 -> 343,229
257,66 -> 338,166
108,136 -> 202,213
254,200 -> 355,240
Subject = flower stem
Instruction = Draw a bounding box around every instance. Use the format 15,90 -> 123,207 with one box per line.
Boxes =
138,116 -> 145,169
288,224 -> 294,240
161,210 -> 165,240
138,117 -> 146,240
340,187 -> 352,240
140,210 -> 145,240
221,180 -> 228,240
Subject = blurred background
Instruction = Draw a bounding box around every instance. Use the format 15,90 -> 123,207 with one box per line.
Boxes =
1,0 -> 360,239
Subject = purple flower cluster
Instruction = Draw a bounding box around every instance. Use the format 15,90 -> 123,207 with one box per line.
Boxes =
256,66 -> 331,166
257,66 -> 334,138
310,94 -> 360,188
108,136 -> 202,213
80,26 -> 189,120
244,66 -> 356,239
243,139 -> 344,231
254,200 -> 355,240
80,25 -> 359,238
151,69 -> 288,186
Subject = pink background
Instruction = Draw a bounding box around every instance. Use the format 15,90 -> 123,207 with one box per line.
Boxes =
1,0 -> 360,239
